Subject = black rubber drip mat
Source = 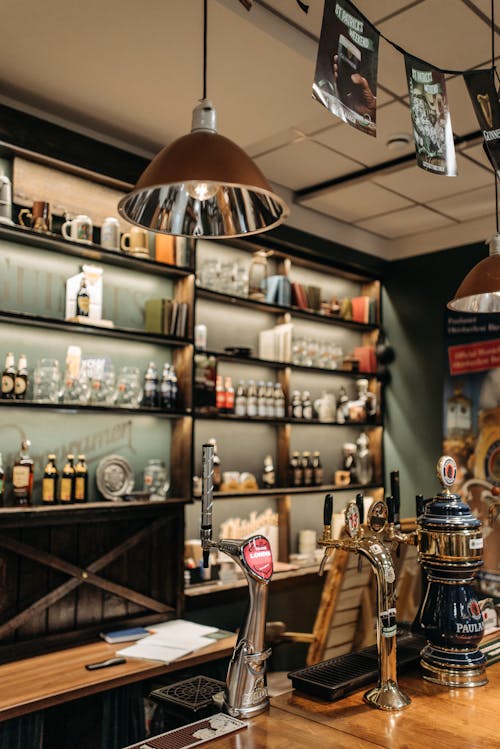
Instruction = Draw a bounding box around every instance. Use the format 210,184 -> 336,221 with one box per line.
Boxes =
123,714 -> 246,749
288,633 -> 424,702
150,676 -> 225,713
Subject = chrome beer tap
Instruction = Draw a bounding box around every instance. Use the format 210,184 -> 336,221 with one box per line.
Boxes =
319,492 -> 411,711
200,443 -> 273,718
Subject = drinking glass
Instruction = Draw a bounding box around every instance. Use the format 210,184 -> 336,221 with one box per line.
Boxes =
62,369 -> 90,404
218,261 -> 236,294
33,358 -> 61,403
198,259 -> 219,290
234,264 -> 249,297
143,459 -> 170,500
90,366 -> 116,405
115,366 -> 143,407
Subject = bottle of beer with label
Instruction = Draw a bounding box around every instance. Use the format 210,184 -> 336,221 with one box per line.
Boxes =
312,451 -> 324,486
74,455 -> 88,503
302,451 -> 313,487
273,382 -> 286,419
288,450 -> 302,487
224,376 -> 235,414
160,363 -> 172,410
257,381 -> 267,417
15,354 -> 29,400
215,375 -> 226,413
1,352 -> 16,400
302,391 -> 313,420
262,454 -> 276,488
0,452 -> 4,506
247,380 -> 258,417
142,362 -> 159,408
265,382 -> 275,418
291,390 -> 302,419
12,440 -> 34,506
235,380 -> 247,417
42,454 -> 58,504
59,454 -> 76,503
76,277 -> 90,317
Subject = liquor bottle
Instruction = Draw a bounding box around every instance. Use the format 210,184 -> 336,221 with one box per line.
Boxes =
273,382 -> 285,419
59,454 -> 76,503
235,380 -> 247,417
224,376 -> 235,414
301,451 -> 313,486
336,386 -> 349,424
288,450 -> 302,487
74,454 -> 88,503
169,366 -> 178,411
302,391 -> 313,420
1,352 -> 16,400
15,354 -> 29,400
76,277 -> 90,317
209,437 -> 222,490
356,432 -> 373,485
143,362 -> 159,407
42,454 -> 58,504
160,363 -> 172,410
247,380 -> 258,417
291,390 -> 302,419
262,454 -> 276,488
12,440 -> 34,506
312,451 -> 323,486
215,375 -> 226,412
257,380 -> 267,417
265,381 -> 275,418
0,452 -> 4,506
357,379 -> 377,423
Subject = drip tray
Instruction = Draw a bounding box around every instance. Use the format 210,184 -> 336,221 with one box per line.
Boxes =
288,632 -> 424,702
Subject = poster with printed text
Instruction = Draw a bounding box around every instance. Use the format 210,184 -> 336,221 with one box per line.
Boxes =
464,68 -> 500,177
313,0 -> 379,136
405,54 -> 457,175
443,311 -> 500,597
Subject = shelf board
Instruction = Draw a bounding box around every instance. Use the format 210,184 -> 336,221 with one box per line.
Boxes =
192,482 -> 383,500
196,287 -> 379,332
0,401 -> 191,418
0,497 -> 192,527
0,309 -> 192,347
0,224 -> 193,279
197,349 -> 379,379
194,412 -> 381,427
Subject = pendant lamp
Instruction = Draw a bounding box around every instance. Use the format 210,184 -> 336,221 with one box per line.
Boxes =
118,1 -> 288,239
448,0 -> 500,313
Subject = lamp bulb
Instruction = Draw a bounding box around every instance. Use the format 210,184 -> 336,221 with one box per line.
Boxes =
186,181 -> 218,201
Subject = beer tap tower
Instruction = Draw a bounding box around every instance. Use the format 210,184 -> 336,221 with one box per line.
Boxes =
200,443 -> 273,718
319,492 -> 411,711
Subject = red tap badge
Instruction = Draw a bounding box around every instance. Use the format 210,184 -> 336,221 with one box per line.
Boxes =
243,536 -> 273,580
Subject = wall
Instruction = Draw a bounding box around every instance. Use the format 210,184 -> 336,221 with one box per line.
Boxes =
383,240 -> 487,514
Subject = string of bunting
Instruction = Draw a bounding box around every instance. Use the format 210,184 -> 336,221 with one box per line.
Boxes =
313,0 -> 500,180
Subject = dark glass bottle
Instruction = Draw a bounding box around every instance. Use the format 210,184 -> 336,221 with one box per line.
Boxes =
59,454 -> 75,504
302,451 -> 313,487
0,452 -> 4,506
1,352 -> 16,400
291,390 -> 302,419
288,451 -> 302,487
160,363 -> 172,410
12,440 -> 34,506
302,391 -> 313,420
74,454 -> 88,503
42,454 -> 58,504
76,277 -> 90,317
262,454 -> 276,488
312,451 -> 324,486
14,354 -> 28,400
142,362 -> 159,408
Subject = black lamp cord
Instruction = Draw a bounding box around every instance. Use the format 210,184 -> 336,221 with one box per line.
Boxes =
203,0 -> 208,100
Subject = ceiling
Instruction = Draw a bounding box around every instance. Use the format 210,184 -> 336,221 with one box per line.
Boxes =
0,0 -> 498,261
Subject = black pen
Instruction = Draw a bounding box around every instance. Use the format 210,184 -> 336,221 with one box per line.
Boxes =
85,657 -> 126,671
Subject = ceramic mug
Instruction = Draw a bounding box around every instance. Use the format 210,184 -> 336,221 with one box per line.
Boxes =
121,227 -> 149,257
100,217 -> 120,250
19,201 -> 51,233
62,214 -> 93,244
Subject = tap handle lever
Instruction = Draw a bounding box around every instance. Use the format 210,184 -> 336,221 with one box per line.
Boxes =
323,493 -> 333,529
356,492 -> 364,525
201,443 -> 215,568
386,494 -> 395,524
415,493 -> 424,519
390,470 -> 401,527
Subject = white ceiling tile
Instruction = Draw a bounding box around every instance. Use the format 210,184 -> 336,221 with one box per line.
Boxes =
378,38 -> 409,97
446,74 -> 479,136
313,100 -> 412,166
460,142 -> 496,172
245,128 -> 300,158
254,139 -> 362,190
354,0 -> 423,23
300,181 -> 413,222
379,0 -> 493,71
429,184 -> 496,221
372,154 -> 491,202
264,0 -> 324,38
357,205 -> 454,237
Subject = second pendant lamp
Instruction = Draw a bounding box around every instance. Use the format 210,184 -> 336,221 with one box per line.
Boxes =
119,2 -> 288,239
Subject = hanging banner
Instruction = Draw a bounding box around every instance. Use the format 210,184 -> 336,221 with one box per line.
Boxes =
464,68 -> 500,177
405,54 -> 457,175
443,311 -> 500,597
313,0 -> 379,136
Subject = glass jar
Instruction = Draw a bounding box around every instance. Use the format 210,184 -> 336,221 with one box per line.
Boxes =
33,358 -> 61,403
143,459 -> 170,500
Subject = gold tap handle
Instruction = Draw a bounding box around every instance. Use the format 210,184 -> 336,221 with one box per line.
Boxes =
319,547 -> 332,576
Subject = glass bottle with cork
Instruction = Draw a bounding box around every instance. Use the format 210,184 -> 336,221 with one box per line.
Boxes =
12,440 -> 34,506
42,454 -> 58,505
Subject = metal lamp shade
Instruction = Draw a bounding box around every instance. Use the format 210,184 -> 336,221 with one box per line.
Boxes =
118,130 -> 288,239
448,236 -> 500,313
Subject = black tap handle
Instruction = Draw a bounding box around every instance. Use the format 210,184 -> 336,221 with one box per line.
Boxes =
324,494 -> 333,526
390,470 -> 401,526
356,493 -> 364,524
415,493 -> 424,518
386,495 -> 395,524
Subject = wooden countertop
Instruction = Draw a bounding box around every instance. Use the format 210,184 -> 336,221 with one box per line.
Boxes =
0,635 -> 236,722
187,663 -> 500,749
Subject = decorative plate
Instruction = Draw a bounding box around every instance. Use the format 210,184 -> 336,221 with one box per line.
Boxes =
96,454 -> 135,501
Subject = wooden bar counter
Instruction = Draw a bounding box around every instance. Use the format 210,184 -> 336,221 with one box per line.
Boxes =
203,663 -> 500,749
